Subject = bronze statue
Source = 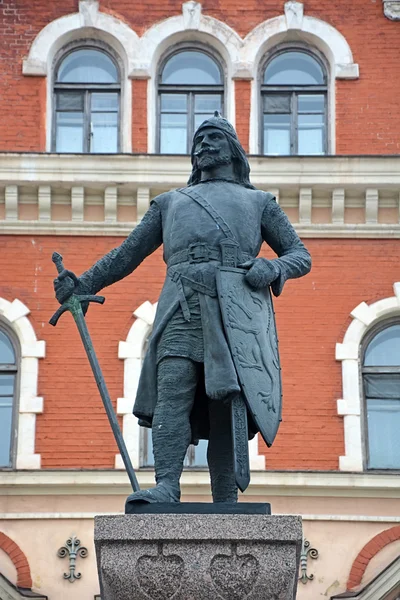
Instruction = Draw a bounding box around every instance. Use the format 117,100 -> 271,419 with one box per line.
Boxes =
54,112 -> 311,504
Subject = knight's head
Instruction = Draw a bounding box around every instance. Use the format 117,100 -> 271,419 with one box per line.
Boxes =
188,112 -> 253,188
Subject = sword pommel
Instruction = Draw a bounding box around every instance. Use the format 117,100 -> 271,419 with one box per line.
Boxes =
50,252 -> 105,327
52,251 -> 64,275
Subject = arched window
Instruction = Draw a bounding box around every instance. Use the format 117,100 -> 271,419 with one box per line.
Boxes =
158,49 -> 224,154
0,325 -> 19,468
362,322 -> 400,470
261,49 -> 328,156
53,47 -> 121,153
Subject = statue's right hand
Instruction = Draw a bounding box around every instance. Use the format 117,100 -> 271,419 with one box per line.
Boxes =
53,269 -> 79,304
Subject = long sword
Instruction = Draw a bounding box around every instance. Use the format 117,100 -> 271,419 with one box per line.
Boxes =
49,252 -> 140,493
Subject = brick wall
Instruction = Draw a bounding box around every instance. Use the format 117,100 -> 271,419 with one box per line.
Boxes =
0,0 -> 399,153
0,235 -> 398,469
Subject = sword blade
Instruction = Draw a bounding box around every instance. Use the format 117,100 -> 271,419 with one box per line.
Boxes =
231,394 -> 250,493
71,302 -> 140,492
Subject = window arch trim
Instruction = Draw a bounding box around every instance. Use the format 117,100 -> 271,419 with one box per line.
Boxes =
259,44 -> 330,156
335,282 -> 400,472
0,320 -> 20,469
0,298 -> 45,470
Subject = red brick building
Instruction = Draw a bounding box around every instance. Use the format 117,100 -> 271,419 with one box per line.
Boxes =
0,1 -> 400,598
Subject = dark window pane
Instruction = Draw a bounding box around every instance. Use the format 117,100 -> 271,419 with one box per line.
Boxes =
57,49 -> 118,84
56,92 -> 84,111
55,112 -> 84,152
364,325 -> 400,366
263,114 -> 291,155
0,374 -> 15,396
91,93 -> 119,112
194,94 -> 222,112
160,113 -> 187,153
0,399 -> 13,467
298,94 -> 325,113
160,94 -> 187,113
364,374 -> 400,400
161,51 -> 222,85
0,331 -> 15,364
264,95 -> 291,113
264,51 -> 325,85
367,398 -> 400,469
91,112 -> 118,153
298,114 -> 324,155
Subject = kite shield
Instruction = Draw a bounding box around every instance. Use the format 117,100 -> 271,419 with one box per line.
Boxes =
217,267 -> 282,447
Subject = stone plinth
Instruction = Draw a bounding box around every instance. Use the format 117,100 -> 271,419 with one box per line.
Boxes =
95,513 -> 302,600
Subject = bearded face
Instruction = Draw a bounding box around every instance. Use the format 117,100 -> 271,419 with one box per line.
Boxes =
193,127 -> 232,172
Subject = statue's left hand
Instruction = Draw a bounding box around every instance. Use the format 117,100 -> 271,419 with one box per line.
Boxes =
239,258 -> 279,289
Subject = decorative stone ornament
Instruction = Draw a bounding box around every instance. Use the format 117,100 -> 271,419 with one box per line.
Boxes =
383,0 -> 400,20
299,538 -> 319,584
57,536 -> 88,583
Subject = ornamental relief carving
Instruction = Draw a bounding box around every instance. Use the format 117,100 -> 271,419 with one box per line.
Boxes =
383,0 -> 400,20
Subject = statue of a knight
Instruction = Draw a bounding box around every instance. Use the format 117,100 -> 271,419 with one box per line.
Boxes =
54,112 -> 311,504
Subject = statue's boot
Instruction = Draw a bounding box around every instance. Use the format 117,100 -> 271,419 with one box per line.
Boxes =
128,357 -> 198,504
208,397 -> 238,503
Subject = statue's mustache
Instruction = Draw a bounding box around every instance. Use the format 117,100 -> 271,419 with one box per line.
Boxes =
194,147 -> 219,157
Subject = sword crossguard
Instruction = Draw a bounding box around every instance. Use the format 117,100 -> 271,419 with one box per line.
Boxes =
49,252 -> 105,327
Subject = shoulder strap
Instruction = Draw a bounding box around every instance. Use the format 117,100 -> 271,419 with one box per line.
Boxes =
177,187 -> 237,242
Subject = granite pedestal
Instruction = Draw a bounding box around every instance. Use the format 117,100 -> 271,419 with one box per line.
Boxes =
95,512 -> 302,600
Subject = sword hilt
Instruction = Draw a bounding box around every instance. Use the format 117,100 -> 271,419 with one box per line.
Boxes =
50,252 -> 105,327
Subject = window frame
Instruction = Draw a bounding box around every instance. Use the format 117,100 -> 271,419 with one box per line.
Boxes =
51,42 -> 122,154
0,320 -> 20,471
259,44 -> 330,156
360,318 -> 400,472
156,44 -> 226,154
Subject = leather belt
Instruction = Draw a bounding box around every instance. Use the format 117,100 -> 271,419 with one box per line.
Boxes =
168,243 -> 251,267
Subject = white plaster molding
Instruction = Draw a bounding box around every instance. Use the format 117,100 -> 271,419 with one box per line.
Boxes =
182,1 -> 202,30
2,469 -> 400,498
350,302 -> 376,327
5,186 -> 18,221
365,188 -> 379,224
38,186 -> 51,222
71,187 -> 84,222
337,288 -> 400,472
394,282 -> 400,303
383,0 -> 400,20
116,302 -> 155,469
332,189 -> 345,224
22,0 -> 135,152
242,6 -> 359,80
104,187 -> 117,224
136,188 -> 151,222
299,188 -> 312,224
285,1 -> 304,30
23,0 -> 139,77
0,298 -> 45,470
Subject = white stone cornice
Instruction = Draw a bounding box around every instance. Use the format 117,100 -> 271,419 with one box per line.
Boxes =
1,469 -> 400,498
